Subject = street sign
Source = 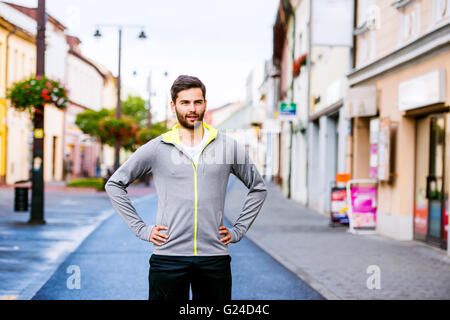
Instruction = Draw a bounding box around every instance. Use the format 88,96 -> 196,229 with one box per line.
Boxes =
279,101 -> 297,119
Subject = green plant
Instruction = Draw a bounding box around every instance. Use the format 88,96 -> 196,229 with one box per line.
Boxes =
66,178 -> 105,191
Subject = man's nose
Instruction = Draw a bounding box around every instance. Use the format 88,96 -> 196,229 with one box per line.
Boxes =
186,102 -> 196,111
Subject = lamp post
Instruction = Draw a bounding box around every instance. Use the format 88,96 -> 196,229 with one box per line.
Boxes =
29,0 -> 46,224
163,71 -> 169,128
93,25 -> 147,170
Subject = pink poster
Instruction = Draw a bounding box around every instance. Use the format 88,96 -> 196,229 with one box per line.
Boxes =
351,186 -> 377,229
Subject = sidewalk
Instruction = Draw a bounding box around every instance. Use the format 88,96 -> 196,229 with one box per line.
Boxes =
224,176 -> 450,300
0,182 -> 155,300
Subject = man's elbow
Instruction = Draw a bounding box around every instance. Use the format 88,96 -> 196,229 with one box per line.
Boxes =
104,179 -> 116,196
261,189 -> 268,201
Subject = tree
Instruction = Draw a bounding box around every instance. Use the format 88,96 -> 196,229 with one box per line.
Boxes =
122,95 -> 147,127
75,108 -> 112,143
75,95 -> 168,152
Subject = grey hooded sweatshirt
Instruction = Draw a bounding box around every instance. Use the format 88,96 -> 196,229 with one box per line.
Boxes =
105,122 -> 267,256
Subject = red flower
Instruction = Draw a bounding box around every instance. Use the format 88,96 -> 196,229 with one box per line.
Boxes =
41,91 -> 50,101
36,75 -> 42,80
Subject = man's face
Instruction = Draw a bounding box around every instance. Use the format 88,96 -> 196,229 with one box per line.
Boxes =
170,88 -> 206,129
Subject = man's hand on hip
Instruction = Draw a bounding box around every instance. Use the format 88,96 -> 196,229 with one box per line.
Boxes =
150,225 -> 168,246
219,225 -> 231,245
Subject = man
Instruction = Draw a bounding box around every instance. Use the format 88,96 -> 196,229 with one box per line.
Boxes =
105,75 -> 267,301
63,154 -> 73,182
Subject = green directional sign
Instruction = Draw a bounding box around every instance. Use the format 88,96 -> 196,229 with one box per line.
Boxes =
279,101 -> 297,117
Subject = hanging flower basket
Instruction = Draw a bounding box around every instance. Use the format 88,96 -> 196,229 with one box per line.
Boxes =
99,117 -> 138,149
292,53 -> 307,78
7,75 -> 69,120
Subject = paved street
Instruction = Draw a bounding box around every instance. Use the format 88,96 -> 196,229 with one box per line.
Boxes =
2,175 -> 449,300
31,181 -> 323,300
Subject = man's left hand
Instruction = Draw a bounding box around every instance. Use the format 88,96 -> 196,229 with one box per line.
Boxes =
219,225 -> 231,245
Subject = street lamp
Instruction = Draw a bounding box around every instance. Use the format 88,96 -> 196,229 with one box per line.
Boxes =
93,24 -> 147,171
29,0 -> 46,224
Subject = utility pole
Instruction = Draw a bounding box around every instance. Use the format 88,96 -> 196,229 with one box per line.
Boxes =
287,3 -> 296,199
144,71 -> 153,187
147,71 -> 152,129
113,27 -> 122,171
164,71 -> 169,128
29,0 -> 46,224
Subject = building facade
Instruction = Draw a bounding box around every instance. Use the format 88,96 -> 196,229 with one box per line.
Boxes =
272,0 -> 309,204
347,0 -> 450,251
65,35 -> 105,179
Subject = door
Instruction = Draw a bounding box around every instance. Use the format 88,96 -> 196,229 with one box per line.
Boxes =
427,116 -> 446,247
414,114 -> 447,249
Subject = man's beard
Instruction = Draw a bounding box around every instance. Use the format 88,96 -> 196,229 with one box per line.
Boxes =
175,109 -> 205,129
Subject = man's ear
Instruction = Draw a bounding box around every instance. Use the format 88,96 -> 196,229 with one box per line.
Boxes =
170,100 -> 175,114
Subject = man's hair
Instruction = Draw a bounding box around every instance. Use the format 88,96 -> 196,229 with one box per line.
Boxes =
170,75 -> 206,103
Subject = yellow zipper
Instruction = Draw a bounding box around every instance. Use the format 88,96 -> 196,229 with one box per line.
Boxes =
192,162 -> 198,255
191,143 -> 212,256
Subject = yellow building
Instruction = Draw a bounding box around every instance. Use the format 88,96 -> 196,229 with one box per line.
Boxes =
0,14 -> 36,184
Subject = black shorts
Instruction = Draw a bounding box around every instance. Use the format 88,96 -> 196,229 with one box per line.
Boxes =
148,254 -> 232,301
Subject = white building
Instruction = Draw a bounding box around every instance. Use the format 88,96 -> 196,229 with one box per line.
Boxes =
4,2 -> 69,182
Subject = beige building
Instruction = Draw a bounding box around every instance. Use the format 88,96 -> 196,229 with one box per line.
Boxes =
347,0 -> 450,253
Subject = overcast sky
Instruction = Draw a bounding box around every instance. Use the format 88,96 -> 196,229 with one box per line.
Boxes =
6,0 -> 279,121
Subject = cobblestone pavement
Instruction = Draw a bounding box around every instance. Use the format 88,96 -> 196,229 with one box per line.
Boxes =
224,176 -> 450,300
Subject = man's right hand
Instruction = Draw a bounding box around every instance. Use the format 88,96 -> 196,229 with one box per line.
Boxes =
149,225 -> 169,246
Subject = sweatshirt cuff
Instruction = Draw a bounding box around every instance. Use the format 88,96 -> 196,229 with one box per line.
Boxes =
229,227 -> 240,243
141,224 -> 154,242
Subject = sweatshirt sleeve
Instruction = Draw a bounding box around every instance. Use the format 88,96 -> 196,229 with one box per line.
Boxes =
229,140 -> 268,243
104,139 -> 157,242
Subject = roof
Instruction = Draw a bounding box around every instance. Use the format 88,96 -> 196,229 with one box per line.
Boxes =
273,0 -> 294,66
2,1 -> 67,31
0,15 -> 35,42
65,34 -> 81,54
68,48 -> 106,80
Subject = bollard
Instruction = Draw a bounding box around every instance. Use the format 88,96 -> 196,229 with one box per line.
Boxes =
14,186 -> 29,211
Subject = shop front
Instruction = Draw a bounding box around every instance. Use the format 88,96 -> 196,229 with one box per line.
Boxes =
399,69 -> 450,249
347,67 -> 450,251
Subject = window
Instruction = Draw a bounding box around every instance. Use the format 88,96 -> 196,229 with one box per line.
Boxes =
432,0 -> 450,24
357,0 -> 377,27
398,3 -> 421,44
